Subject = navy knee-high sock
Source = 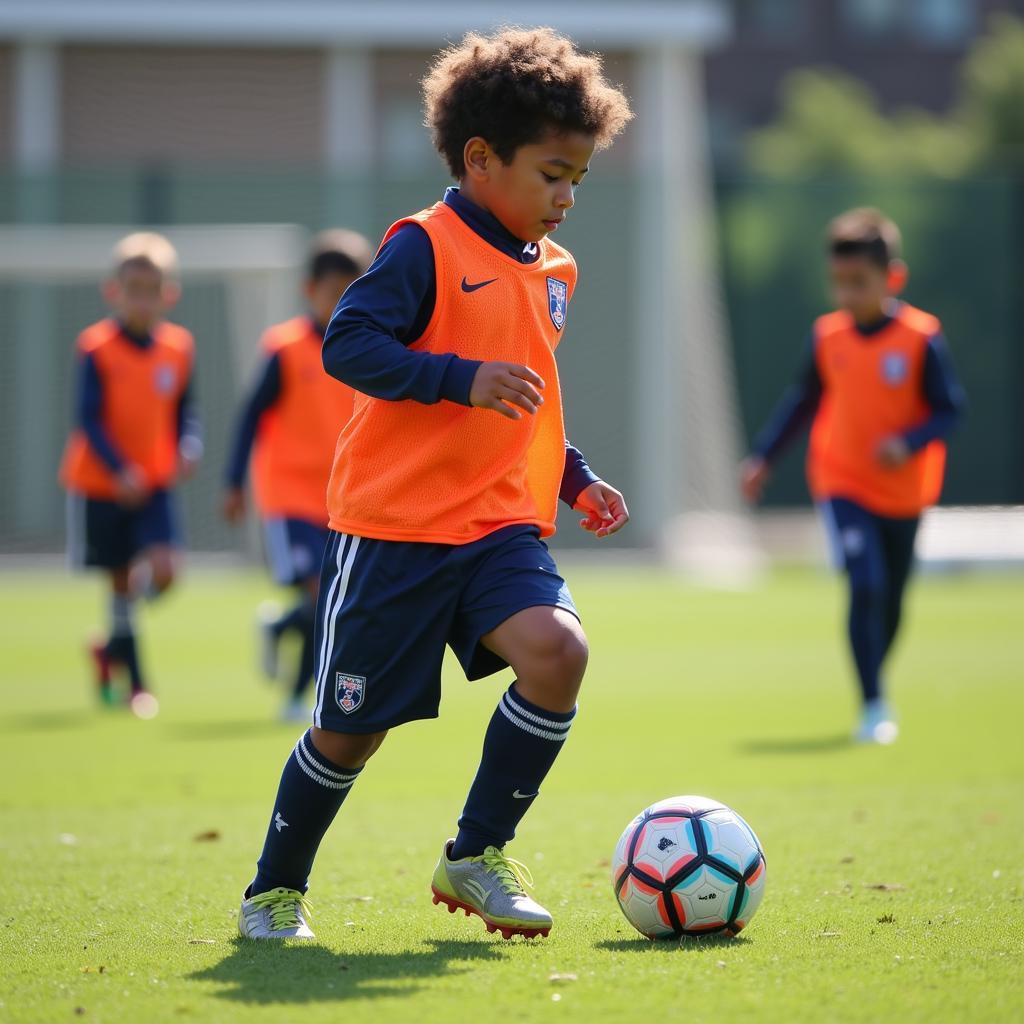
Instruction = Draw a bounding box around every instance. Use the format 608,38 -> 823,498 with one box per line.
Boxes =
250,729 -> 362,896
290,623 -> 316,701
451,685 -> 576,861
880,518 -> 919,660
274,595 -> 314,638
848,583 -> 885,705
106,592 -> 144,691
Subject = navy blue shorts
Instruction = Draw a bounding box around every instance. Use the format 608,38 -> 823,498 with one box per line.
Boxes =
66,489 -> 180,570
819,497 -> 919,592
262,517 -> 330,586
311,525 -> 578,733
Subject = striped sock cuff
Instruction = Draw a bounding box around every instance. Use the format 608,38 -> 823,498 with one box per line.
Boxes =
109,593 -> 136,637
498,687 -> 577,742
292,730 -> 363,791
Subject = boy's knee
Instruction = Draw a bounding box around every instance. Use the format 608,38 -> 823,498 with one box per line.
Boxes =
151,565 -> 176,593
528,618 -> 588,682
556,627 -> 589,684
310,726 -> 388,769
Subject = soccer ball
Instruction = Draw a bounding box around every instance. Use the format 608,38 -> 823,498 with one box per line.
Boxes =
611,795 -> 766,939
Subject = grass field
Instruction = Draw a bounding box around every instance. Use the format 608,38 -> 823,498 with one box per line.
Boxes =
1,564 -> 1022,1023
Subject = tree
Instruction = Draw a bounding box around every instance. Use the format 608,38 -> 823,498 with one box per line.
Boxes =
746,13 -> 1024,179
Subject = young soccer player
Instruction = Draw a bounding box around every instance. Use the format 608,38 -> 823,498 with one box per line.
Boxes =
740,208 -> 965,744
60,232 -> 202,718
222,230 -> 372,721
237,27 -> 632,941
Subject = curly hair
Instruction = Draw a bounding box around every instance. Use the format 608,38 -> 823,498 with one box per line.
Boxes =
423,27 -> 633,178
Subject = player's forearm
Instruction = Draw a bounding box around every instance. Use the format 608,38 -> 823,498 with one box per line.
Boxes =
223,403 -> 261,487
81,421 -> 126,473
323,318 -> 480,405
223,355 -> 282,485
77,353 -> 125,472
176,376 -> 204,462
903,410 -> 959,453
560,441 -> 600,507
753,386 -> 820,464
752,336 -> 822,464
904,334 -> 966,452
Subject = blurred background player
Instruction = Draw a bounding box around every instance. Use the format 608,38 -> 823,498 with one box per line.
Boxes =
740,208 -> 965,744
60,232 -> 203,718
222,229 -> 372,721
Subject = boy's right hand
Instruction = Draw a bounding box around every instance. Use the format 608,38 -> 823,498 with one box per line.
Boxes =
114,465 -> 149,508
222,487 -> 246,524
469,362 -> 545,420
739,455 -> 770,504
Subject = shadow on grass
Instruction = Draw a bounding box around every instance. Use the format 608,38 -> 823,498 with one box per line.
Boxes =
0,710 -> 95,733
163,719 -> 293,741
738,733 -> 852,755
188,938 -> 503,1004
596,934 -> 752,953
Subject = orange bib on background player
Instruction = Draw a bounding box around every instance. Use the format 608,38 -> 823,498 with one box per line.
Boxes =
252,317 -> 355,524
60,319 -> 194,499
808,304 -> 946,518
327,202 -> 575,544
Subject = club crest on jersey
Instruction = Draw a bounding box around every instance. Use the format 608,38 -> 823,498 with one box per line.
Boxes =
154,365 -> 177,394
335,673 -> 366,714
881,352 -> 908,385
547,277 -> 568,331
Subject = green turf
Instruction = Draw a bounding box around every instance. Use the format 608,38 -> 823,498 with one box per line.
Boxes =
1,565 -> 1022,1023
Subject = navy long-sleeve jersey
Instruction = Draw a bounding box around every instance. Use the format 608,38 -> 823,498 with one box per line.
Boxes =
322,186 -> 599,508
76,322 -> 202,474
223,319 -> 328,489
753,315 -> 965,464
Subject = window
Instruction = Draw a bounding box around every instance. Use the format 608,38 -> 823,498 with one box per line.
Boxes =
841,0 -> 976,45
913,0 -> 974,44
737,0 -> 809,41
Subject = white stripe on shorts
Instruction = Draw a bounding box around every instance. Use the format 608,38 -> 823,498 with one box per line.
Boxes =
313,534 -> 361,728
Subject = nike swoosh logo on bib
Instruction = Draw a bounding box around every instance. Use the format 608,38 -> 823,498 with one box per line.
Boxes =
512,789 -> 538,799
461,276 -> 498,293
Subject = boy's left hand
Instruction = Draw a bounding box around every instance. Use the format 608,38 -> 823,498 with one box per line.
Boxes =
877,435 -> 911,468
574,481 -> 630,538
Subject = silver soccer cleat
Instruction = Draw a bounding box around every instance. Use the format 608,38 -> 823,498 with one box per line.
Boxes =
238,887 -> 315,940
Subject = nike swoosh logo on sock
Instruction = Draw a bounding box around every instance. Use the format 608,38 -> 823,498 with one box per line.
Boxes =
512,789 -> 538,799
461,276 -> 498,293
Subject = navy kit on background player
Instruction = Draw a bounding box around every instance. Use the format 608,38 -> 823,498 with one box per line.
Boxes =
236,27 -> 634,942
223,230 -> 372,721
741,208 -> 965,743
60,232 -> 202,718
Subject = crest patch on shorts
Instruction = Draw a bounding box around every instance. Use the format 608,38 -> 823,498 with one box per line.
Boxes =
335,673 -> 366,714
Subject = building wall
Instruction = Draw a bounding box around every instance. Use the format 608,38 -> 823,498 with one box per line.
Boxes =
61,46 -> 325,163
705,0 -> 1007,162
0,45 -> 13,164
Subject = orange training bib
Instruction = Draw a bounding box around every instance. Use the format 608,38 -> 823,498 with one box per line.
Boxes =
808,303 -> 946,517
326,202 -> 575,544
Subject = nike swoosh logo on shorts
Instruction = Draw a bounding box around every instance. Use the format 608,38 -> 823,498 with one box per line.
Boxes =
512,789 -> 538,799
461,276 -> 498,293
